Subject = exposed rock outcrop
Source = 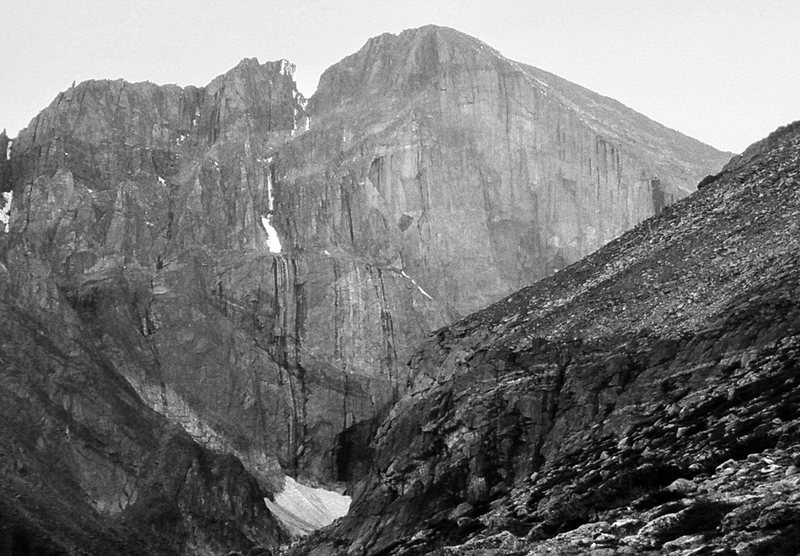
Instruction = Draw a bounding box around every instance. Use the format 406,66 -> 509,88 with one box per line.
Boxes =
2,52 -> 451,492
293,122 -> 800,554
1,26 -> 731,551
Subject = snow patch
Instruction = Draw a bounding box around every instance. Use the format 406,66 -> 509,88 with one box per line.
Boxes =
261,216 -> 282,253
292,112 -> 310,135
5,140 -> 12,160
157,176 -> 166,186
1,191 -> 12,232
264,476 -> 351,536
260,157 -> 282,253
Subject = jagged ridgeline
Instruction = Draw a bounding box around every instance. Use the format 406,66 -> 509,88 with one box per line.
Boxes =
1,25 -> 734,553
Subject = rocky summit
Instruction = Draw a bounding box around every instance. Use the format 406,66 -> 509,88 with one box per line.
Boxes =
294,122 -> 800,555
0,25 -> 738,555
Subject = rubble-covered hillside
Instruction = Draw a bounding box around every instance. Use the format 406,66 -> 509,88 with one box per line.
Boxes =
294,121 -> 800,555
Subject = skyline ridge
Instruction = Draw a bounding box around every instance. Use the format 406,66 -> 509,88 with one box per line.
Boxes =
3,2 -> 798,152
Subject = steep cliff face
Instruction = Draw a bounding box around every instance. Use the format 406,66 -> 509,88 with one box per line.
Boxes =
3,58 -> 315,489
279,25 -> 730,316
2,49 -> 453,494
1,24 -> 729,517
296,121 -> 800,555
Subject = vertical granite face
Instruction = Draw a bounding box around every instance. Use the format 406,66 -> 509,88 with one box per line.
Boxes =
3,59 -> 308,487
278,26 -> 731,316
1,54 -> 439,495
1,25 -> 730,518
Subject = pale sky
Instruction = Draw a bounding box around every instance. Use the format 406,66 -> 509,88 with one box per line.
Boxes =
2,0 -> 798,153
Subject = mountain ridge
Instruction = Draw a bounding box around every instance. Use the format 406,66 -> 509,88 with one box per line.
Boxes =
0,25 -> 738,554
311,25 -> 731,158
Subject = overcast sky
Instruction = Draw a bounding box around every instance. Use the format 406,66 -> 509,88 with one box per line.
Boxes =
2,0 -> 798,153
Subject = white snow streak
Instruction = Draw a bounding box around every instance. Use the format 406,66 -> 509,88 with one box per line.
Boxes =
400,270 -> 433,300
5,140 -> 12,160
262,159 -> 282,253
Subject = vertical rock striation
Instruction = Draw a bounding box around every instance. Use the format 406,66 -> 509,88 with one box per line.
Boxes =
1,53 -> 430,499
280,25 -> 730,317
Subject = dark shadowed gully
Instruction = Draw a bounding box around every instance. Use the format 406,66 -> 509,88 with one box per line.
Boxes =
3,24 -> 786,556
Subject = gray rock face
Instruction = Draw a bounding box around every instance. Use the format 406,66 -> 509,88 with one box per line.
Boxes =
3,59 -> 316,487
284,26 -> 730,315
0,26 -> 730,551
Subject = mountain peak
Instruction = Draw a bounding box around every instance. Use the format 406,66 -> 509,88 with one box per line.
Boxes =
312,25 -> 504,112
375,24 -> 491,51
0,24 -> 744,555
224,57 -> 296,79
